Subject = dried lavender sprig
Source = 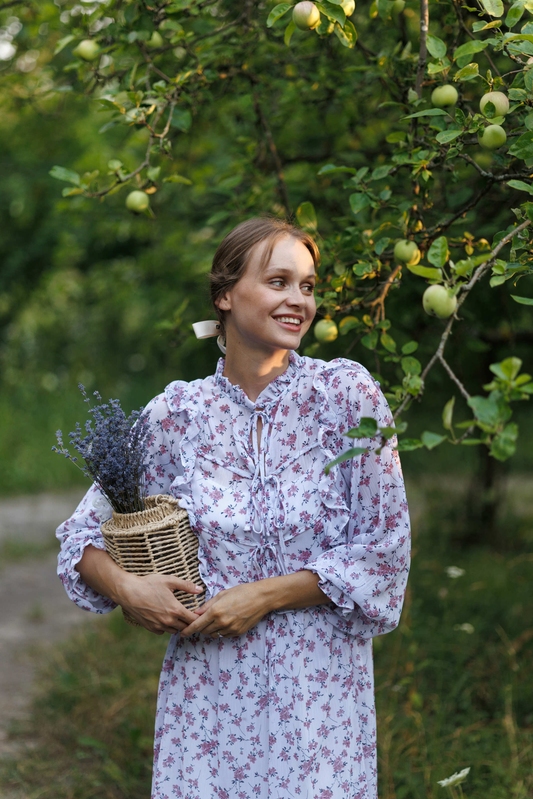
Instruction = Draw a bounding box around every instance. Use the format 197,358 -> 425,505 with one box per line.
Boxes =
53,386 -> 154,513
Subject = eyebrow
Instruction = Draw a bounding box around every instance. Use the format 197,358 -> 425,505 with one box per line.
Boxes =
264,266 -> 316,279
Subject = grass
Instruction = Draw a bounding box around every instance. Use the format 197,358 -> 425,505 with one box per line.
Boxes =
0,537 -> 58,567
1,478 -> 532,798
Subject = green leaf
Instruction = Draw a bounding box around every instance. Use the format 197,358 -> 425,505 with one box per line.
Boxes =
401,356 -> 422,375
346,417 -> 379,438
505,1 -> 525,28
406,264 -> 443,279
316,2 -> 346,26
453,40 -> 489,61
472,19 -> 502,30
480,0 -> 504,16
426,34 -> 447,59
428,60 -> 452,75
170,108 -> 192,131
374,237 -> 390,255
49,166 -> 81,186
396,438 -> 423,452
54,35 -> 76,55
453,253 -> 488,276
325,447 -> 368,473
490,357 -> 522,381
333,20 -> 357,47
436,129 -> 463,144
467,395 -> 508,428
442,397 -> 455,431
427,236 -> 449,268
402,108 -> 448,120
361,330 -> 378,350
380,332 -> 396,352
296,201 -> 317,232
511,294 -> 533,305
379,422 -> 407,439
266,3 -> 292,27
349,193 -> 370,215
163,174 -> 193,185
507,179 -> 533,195
454,63 -> 480,81
284,19 -> 296,46
490,423 -> 518,461
61,187 -> 84,197
371,165 -> 393,180
317,164 -> 357,176
421,431 -> 447,449
401,341 -> 418,355
147,166 -> 161,182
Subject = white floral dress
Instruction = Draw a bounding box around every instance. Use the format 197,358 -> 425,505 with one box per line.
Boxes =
56,352 -> 410,799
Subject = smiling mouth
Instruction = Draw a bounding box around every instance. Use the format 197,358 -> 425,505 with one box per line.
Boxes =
274,316 -> 303,327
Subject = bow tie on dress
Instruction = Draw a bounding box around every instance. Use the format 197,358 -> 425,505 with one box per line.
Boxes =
192,320 -> 226,354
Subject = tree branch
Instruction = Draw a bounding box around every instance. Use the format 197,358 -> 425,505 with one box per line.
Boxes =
249,81 -> 291,216
415,0 -> 429,97
367,264 -> 402,322
0,0 -> 27,10
393,218 -> 532,419
438,353 -> 471,401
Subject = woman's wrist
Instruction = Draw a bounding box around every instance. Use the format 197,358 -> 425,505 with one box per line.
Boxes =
258,570 -> 329,614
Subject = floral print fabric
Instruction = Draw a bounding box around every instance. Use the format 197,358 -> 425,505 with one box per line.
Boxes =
56,352 -> 410,799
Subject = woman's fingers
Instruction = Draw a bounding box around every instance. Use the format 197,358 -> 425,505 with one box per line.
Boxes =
164,576 -> 205,597
119,573 -> 201,633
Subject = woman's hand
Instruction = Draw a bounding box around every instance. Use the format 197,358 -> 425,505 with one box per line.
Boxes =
118,573 -> 203,635
75,545 -> 203,635
180,571 -> 329,639
180,582 -> 271,638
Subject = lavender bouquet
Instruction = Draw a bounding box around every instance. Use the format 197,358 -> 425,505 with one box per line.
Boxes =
53,385 -> 151,513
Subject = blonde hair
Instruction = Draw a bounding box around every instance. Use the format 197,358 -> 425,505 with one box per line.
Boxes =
209,217 -> 320,334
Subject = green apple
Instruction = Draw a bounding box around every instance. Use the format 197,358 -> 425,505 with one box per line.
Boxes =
478,124 -> 507,150
125,190 -> 150,213
479,91 -> 509,117
391,0 -> 405,12
422,285 -> 457,319
431,84 -> 459,108
292,1 -> 321,30
73,39 -> 100,62
340,0 -> 356,16
314,319 -> 339,343
147,31 -> 164,48
394,239 -> 421,266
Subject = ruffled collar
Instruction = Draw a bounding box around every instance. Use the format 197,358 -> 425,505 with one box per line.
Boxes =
213,350 -> 304,410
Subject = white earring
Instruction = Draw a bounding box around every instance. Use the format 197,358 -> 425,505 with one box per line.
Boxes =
217,335 -> 227,355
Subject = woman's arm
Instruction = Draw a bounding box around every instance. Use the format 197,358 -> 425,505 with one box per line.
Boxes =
180,570 -> 329,638
76,544 -> 203,634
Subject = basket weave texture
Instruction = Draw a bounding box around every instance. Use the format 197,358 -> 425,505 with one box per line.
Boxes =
101,494 -> 204,626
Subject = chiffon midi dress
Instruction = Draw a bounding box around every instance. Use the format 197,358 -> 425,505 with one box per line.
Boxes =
56,352 -> 411,799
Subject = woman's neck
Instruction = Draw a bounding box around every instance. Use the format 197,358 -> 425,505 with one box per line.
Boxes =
222,348 -> 291,402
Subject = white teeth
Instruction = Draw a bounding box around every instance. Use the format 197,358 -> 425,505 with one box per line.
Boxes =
277,317 -> 301,325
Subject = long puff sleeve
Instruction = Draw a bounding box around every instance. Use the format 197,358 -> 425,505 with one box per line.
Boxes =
306,363 -> 411,639
55,389 -> 186,613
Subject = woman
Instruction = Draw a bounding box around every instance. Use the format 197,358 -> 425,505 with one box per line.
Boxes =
57,217 -> 410,799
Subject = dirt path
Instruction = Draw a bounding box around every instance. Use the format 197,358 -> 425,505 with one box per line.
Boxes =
0,489 -> 91,758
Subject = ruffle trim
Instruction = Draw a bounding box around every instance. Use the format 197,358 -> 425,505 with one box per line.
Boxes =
212,350 -> 304,410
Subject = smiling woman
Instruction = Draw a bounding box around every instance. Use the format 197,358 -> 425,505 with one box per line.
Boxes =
56,217 -> 411,799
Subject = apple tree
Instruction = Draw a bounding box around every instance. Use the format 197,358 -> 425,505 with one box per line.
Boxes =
2,0 -> 533,466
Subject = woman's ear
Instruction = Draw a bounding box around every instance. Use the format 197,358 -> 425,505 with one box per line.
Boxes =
216,292 -> 232,312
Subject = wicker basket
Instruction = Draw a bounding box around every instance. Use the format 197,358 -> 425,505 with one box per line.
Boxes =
101,494 -> 204,626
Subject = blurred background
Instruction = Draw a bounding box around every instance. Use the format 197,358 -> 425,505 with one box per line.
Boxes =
1,1 -> 532,798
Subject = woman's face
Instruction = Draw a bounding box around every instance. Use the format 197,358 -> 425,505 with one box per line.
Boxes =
216,235 -> 317,356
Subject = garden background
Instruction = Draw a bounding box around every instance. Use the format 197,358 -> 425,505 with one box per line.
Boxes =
0,0 -> 532,797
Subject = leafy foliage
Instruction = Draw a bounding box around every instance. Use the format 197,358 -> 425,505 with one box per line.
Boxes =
1,0 -> 533,460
